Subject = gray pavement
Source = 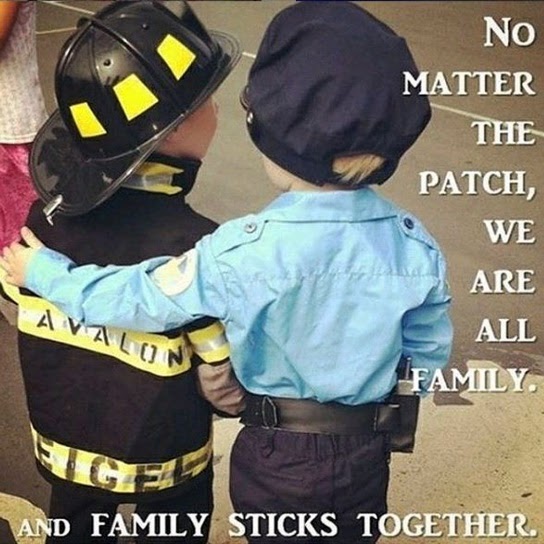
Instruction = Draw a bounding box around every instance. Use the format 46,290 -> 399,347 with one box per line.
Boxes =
1,2 -> 543,543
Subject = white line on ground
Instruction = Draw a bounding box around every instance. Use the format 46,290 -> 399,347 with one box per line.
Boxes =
44,1 -> 93,15
37,27 -> 74,35
431,102 -> 544,139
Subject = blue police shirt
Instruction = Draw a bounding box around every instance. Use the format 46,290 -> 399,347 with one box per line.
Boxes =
27,188 -> 453,405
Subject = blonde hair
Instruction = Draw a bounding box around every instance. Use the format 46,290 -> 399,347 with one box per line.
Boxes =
332,153 -> 385,187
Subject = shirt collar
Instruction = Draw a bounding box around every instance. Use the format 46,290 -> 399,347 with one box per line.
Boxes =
261,187 -> 398,222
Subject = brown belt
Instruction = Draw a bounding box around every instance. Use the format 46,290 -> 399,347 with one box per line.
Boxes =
241,394 -> 401,435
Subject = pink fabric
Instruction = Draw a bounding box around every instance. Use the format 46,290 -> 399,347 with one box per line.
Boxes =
0,143 -> 37,248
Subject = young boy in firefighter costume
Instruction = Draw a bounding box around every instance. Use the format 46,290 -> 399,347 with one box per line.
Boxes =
0,1 -> 243,543
2,3 -> 454,543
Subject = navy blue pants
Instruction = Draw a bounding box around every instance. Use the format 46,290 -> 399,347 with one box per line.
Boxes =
230,427 -> 390,544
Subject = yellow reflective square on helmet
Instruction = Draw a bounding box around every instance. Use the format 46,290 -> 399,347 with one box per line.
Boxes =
158,34 -> 196,80
69,102 -> 106,138
113,74 -> 159,121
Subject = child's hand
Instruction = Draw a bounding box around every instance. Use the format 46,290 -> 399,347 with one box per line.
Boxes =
0,227 -> 44,287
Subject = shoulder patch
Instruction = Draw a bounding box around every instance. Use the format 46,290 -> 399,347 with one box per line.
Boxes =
152,249 -> 197,296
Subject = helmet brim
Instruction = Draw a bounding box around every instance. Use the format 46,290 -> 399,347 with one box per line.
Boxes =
31,29 -> 241,218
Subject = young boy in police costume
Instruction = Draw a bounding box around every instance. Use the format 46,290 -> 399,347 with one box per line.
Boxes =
0,1 -> 245,543
2,3 -> 454,543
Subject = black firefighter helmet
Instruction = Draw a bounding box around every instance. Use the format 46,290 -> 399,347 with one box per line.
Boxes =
32,0 -> 241,220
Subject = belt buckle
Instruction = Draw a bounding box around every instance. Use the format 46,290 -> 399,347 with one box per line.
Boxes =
261,396 -> 279,428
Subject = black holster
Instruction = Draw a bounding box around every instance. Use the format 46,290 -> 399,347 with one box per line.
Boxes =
375,389 -> 420,453
375,355 -> 420,453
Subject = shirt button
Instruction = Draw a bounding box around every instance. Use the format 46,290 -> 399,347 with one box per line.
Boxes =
403,217 -> 414,229
244,222 -> 257,234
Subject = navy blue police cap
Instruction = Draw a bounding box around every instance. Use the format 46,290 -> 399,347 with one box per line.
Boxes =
241,2 -> 431,186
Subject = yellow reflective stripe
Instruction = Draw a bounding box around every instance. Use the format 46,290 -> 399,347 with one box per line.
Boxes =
69,102 -> 107,138
135,161 -> 184,177
125,183 -> 182,196
113,74 -> 158,121
13,288 -> 191,378
31,425 -> 212,494
186,321 -> 230,364
157,34 -> 196,80
126,162 -> 185,195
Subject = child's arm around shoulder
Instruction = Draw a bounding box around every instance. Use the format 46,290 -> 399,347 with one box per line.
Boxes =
0,227 -> 227,332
